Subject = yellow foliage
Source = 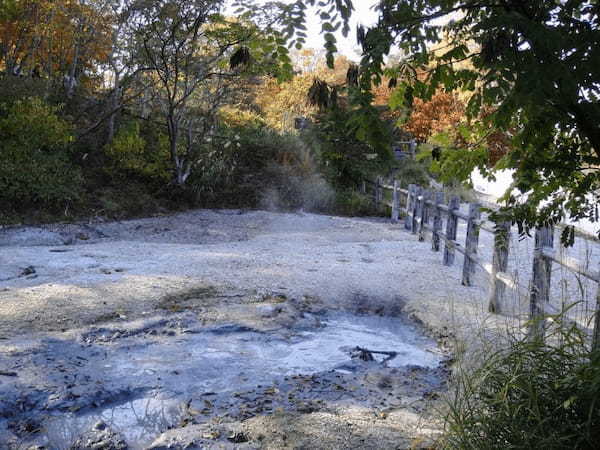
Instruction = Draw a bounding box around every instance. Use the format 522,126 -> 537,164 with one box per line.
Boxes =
255,49 -> 353,132
0,0 -> 113,84
218,106 -> 265,128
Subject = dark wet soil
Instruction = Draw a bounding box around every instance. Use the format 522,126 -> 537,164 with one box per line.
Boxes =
0,306 -> 447,449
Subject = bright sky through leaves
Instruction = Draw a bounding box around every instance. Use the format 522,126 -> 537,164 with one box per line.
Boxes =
226,0 -> 379,58
302,0 -> 379,57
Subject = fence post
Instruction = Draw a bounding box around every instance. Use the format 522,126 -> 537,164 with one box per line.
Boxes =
529,226 -> 554,341
412,186 -> 422,235
443,196 -> 460,266
391,180 -> 399,223
461,203 -> 481,286
419,190 -> 431,242
488,222 -> 511,314
405,184 -> 415,231
431,192 -> 444,252
593,277 -> 600,353
361,180 -> 366,195
374,177 -> 381,210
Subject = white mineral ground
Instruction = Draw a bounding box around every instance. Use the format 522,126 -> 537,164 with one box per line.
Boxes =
2,208 -> 596,338
0,208 -> 597,448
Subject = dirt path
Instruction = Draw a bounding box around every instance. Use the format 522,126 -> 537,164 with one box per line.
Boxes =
0,209 -> 498,449
0,209 -> 488,339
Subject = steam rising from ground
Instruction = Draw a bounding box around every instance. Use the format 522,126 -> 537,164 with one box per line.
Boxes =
260,172 -> 335,213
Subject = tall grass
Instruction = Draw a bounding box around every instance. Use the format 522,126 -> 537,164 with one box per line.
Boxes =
442,317 -> 600,450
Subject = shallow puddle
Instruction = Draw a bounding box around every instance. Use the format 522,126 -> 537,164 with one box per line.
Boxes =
11,313 -> 442,449
43,394 -> 182,449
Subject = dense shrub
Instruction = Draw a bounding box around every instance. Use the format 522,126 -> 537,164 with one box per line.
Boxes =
332,189 -> 378,216
104,120 -> 171,183
443,322 -> 600,450
0,97 -> 81,212
188,126 -> 334,211
304,107 -> 394,190
395,158 -> 431,189
0,76 -> 53,106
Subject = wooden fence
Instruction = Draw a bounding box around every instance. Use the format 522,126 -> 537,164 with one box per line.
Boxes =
363,177 -> 600,350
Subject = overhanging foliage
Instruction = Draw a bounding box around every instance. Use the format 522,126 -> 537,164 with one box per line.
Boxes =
278,0 -> 600,242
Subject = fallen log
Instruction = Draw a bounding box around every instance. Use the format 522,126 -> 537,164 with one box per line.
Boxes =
351,346 -> 398,363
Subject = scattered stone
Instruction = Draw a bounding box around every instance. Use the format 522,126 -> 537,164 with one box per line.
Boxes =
93,421 -> 107,431
70,420 -> 127,450
202,430 -> 220,440
19,266 -> 36,277
228,431 -> 249,443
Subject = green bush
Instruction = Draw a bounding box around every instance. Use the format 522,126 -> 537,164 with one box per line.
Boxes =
190,124 -> 385,215
0,97 -> 81,211
104,120 -> 171,182
443,321 -> 600,450
333,189 -> 379,216
94,184 -> 165,219
395,158 -> 431,189
305,107 -> 394,189
0,77 -> 53,106
189,126 -> 334,211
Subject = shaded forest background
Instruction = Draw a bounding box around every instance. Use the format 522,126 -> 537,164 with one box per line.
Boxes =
0,0 -> 480,224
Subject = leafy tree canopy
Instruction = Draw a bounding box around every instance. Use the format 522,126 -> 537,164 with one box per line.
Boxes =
276,0 -> 600,241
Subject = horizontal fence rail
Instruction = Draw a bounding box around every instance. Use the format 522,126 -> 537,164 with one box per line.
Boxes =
363,179 -> 600,351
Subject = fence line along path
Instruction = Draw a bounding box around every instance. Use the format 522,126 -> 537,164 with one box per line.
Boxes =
363,178 -> 600,351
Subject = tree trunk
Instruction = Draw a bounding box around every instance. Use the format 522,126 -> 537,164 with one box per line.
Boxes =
66,37 -> 81,98
107,75 -> 120,143
167,113 -> 186,186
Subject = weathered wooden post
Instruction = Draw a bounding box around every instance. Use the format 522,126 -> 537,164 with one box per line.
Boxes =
529,226 -> 554,341
488,222 -> 511,313
592,283 -> 600,352
361,180 -> 366,195
462,203 -> 481,286
374,177 -> 381,211
391,180 -> 399,223
405,184 -> 416,231
378,177 -> 384,211
593,276 -> 600,353
419,190 -> 431,242
443,196 -> 460,266
412,186 -> 422,235
431,192 -> 444,252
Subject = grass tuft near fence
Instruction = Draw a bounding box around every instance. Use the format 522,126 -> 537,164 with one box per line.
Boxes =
441,317 -> 600,450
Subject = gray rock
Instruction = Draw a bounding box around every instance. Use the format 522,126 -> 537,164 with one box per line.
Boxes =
70,421 -> 128,450
256,305 -> 283,318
